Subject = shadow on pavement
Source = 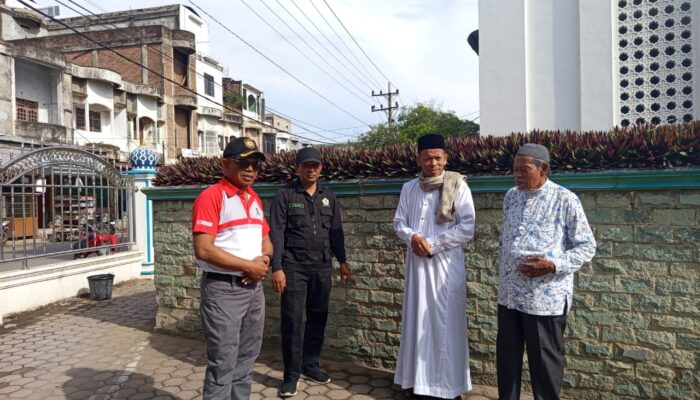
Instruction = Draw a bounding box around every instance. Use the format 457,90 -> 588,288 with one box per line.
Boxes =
62,367 -> 183,399
251,349 -> 404,399
66,289 -> 158,333
147,332 -> 208,368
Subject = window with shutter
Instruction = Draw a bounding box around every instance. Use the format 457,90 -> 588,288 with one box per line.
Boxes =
89,111 -> 101,132
75,107 -> 85,129
16,98 -> 38,122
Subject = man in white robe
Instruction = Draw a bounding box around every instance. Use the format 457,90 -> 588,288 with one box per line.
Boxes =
393,134 -> 476,399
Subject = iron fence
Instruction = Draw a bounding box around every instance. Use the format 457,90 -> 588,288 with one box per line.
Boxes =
0,147 -> 135,271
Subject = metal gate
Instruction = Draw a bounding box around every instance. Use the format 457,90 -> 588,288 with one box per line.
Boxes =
0,147 -> 135,271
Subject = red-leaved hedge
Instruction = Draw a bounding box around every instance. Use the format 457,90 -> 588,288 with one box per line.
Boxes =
154,122 -> 700,186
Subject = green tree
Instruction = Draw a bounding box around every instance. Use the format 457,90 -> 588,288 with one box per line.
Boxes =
356,102 -> 479,147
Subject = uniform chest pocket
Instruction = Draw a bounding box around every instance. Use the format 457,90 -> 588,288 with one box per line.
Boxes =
320,207 -> 333,227
288,207 -> 307,228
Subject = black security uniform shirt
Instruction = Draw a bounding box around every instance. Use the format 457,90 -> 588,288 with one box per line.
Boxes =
269,179 -> 347,272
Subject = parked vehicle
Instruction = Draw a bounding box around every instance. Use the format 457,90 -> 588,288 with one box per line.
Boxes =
72,222 -> 117,259
1,219 -> 9,245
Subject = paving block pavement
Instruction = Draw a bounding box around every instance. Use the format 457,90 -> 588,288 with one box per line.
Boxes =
0,279 -> 530,399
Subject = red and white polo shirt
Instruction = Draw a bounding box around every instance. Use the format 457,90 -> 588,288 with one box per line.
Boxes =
192,178 -> 270,276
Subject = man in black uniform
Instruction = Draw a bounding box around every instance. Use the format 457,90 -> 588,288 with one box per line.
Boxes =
269,147 -> 351,397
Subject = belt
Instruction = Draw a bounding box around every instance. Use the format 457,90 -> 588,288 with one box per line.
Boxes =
203,271 -> 257,288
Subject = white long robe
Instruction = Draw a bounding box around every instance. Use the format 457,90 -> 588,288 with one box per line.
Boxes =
393,177 -> 476,398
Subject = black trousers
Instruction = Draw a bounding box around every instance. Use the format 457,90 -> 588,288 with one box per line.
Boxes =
280,267 -> 332,381
496,305 -> 567,400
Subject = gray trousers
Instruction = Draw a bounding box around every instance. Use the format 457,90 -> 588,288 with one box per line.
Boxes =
200,272 -> 265,400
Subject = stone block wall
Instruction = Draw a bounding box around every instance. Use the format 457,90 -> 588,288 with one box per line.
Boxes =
149,180 -> 699,400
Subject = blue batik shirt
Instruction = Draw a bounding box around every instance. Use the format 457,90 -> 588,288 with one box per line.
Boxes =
498,179 -> 596,316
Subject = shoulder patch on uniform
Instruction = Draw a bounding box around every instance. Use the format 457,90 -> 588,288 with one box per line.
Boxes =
289,202 -> 305,209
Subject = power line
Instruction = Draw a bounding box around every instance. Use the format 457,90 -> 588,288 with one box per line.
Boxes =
289,0 -> 380,92
238,0 -> 373,107
459,110 -> 480,119
59,0 -> 351,144
271,0 -> 374,94
186,0 -> 371,127
22,0 -> 337,146
307,0 -> 384,89
81,0 -> 107,13
296,124 -> 366,133
266,106 -> 365,140
66,0 -> 381,138
323,0 -> 392,85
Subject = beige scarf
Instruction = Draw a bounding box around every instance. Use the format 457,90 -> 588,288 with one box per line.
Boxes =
419,170 -> 464,224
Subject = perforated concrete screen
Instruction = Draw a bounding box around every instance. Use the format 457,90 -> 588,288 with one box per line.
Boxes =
617,0 -> 694,127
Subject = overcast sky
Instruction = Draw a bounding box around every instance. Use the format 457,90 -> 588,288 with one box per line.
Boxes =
43,0 -> 480,144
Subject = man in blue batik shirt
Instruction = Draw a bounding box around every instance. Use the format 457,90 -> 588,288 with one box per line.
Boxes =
497,143 -> 596,400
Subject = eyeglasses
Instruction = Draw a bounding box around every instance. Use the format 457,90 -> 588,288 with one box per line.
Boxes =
229,158 -> 262,171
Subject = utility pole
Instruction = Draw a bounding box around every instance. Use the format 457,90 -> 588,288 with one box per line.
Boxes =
371,82 -> 399,129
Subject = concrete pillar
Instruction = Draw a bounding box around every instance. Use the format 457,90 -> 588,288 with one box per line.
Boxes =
479,0 -> 618,135
84,104 -> 89,139
526,0 -> 581,131
579,0 -> 618,131
135,116 -> 141,145
128,168 -> 156,276
109,108 -> 115,138
479,0 -> 527,136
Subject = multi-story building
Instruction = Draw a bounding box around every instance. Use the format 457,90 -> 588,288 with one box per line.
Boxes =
0,0 -> 166,166
222,77 -> 265,149
12,5 -> 204,162
40,4 -> 273,159
479,0 -> 699,136
264,112 -> 292,153
1,2 -> 286,163
0,0 -> 74,163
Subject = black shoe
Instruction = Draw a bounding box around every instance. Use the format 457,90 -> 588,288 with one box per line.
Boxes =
302,368 -> 331,383
279,379 -> 298,397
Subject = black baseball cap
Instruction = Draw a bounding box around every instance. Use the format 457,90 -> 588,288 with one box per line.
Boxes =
296,147 -> 322,164
223,137 -> 266,160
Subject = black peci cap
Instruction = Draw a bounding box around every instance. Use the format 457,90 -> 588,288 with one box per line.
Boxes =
223,137 -> 266,160
296,147 -> 322,164
417,134 -> 446,152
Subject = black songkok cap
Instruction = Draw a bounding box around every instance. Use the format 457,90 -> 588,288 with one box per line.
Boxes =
417,134 -> 445,152
516,143 -> 550,164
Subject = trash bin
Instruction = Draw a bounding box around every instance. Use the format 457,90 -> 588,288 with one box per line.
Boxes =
87,273 -> 114,300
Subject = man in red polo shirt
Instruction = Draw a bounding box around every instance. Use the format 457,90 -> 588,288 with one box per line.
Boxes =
192,137 -> 273,400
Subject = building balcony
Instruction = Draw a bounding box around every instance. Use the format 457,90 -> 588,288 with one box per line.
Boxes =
172,30 -> 196,55
243,119 -> 263,131
12,45 -> 65,69
173,95 -> 197,110
221,112 -> 243,125
199,106 -> 223,118
173,86 -> 197,110
70,64 -> 123,87
124,82 -> 163,101
15,121 -> 70,144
